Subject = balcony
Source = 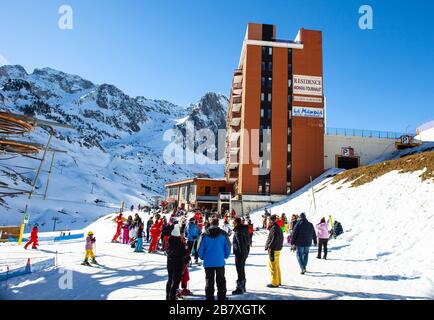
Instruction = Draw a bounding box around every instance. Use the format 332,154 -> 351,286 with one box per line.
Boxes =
225,168 -> 239,182
230,117 -> 241,127
232,95 -> 242,112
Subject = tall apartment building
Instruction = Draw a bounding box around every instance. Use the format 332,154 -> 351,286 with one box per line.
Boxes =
225,23 -> 325,208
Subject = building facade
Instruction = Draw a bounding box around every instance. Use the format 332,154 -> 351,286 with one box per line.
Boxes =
225,23 -> 325,201
165,178 -> 233,211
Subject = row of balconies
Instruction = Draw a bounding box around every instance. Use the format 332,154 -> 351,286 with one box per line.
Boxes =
224,69 -> 243,182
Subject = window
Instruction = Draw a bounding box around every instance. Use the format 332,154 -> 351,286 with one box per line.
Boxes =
267,143 -> 271,152
288,110 -> 292,119
267,109 -> 272,119
288,144 -> 291,152
265,181 -> 270,193
268,93 -> 272,101
288,95 -> 292,103
205,186 -> 211,195
219,187 -> 225,193
269,47 -> 272,55
261,77 -> 265,86
262,62 -> 265,71
258,184 -> 263,193
261,93 -> 264,101
268,62 -> 272,70
288,79 -> 292,88
260,108 -> 264,117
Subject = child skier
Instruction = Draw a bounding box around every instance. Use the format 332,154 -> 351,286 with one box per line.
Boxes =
83,231 -> 97,265
134,222 -> 144,252
24,223 -> 39,250
122,215 -> 133,244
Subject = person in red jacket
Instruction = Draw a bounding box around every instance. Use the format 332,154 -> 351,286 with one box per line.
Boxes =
194,211 -> 203,231
149,218 -> 163,253
112,213 -> 124,243
247,219 -> 254,246
24,224 -> 39,250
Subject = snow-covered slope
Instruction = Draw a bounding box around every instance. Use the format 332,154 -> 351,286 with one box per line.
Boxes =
249,149 -> 434,298
0,65 -> 227,230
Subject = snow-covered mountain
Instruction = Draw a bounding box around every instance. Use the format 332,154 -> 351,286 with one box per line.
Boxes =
0,65 -> 227,230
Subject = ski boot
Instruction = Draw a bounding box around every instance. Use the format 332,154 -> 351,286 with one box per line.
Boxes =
82,260 -> 91,266
232,280 -> 244,295
91,258 -> 98,265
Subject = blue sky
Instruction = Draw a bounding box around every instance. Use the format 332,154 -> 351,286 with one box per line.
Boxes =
0,0 -> 433,133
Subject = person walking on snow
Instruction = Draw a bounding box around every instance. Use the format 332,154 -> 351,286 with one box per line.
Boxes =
83,231 -> 97,265
24,224 -> 39,250
122,215 -> 133,244
198,218 -> 231,300
291,212 -> 317,274
316,217 -> 330,259
166,223 -> 189,300
112,213 -> 124,243
231,217 -> 250,295
265,215 -> 284,288
134,221 -> 144,252
222,220 -> 232,236
186,218 -> 201,264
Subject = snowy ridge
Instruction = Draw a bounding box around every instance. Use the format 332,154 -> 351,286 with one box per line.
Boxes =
0,65 -> 227,230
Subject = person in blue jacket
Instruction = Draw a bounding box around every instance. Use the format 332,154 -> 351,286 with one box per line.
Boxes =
198,217 -> 231,300
185,218 -> 201,264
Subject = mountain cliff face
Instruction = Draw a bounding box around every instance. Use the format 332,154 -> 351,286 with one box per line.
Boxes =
0,65 -> 227,229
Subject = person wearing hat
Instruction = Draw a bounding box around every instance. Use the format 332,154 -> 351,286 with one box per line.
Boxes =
24,223 -> 39,250
165,223 -> 187,300
291,212 -> 317,274
83,231 -> 97,265
265,215 -> 284,288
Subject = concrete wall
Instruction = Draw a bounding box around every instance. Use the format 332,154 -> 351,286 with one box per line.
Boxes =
324,135 -> 398,170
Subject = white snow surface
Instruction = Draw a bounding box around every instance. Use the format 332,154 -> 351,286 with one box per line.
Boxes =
1,167 -> 433,300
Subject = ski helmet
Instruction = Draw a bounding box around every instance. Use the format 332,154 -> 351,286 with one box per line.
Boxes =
87,231 -> 94,236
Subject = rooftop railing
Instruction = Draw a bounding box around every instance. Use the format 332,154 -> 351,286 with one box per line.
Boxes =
325,127 -> 407,139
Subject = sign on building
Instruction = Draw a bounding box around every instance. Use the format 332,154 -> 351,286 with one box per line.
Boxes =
293,106 -> 324,118
294,95 -> 323,104
293,75 -> 323,96
341,147 -> 355,157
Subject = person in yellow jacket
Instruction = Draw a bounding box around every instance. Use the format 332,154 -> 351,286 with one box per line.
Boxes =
265,215 -> 284,288
83,231 -> 97,265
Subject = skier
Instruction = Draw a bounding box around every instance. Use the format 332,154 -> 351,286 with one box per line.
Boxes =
316,217 -> 330,259
161,221 -> 173,253
332,220 -> 344,238
262,215 -> 268,229
222,220 -> 232,236
185,218 -> 200,264
24,224 -> 39,250
291,212 -> 317,274
83,231 -> 97,265
146,217 -> 153,243
198,218 -> 231,300
231,217 -> 250,295
265,215 -> 284,288
122,215 -> 133,244
130,204 -> 134,212
112,213 -> 124,243
281,213 -> 288,233
134,221 -> 144,252
148,218 -> 162,253
166,223 -> 188,300
247,219 -> 254,246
